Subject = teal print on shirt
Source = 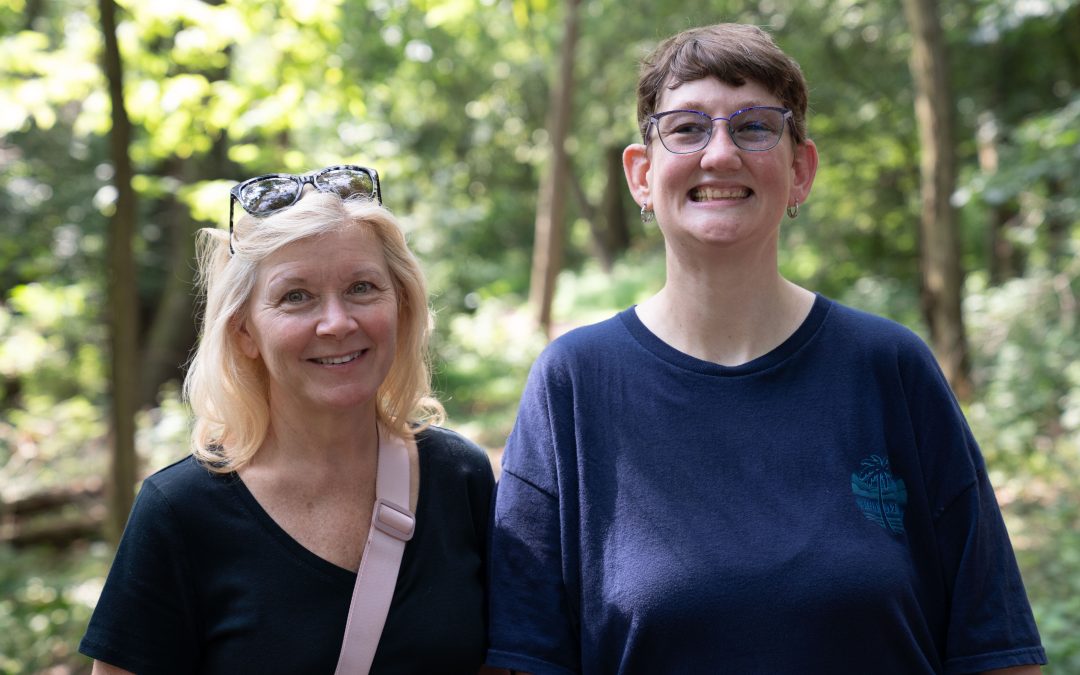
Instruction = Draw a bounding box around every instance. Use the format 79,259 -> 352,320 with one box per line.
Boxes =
851,455 -> 908,535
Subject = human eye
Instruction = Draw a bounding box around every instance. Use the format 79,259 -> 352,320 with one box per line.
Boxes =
673,123 -> 709,136
281,289 -> 310,304
732,110 -> 780,137
349,281 -> 374,295
663,113 -> 709,136
738,119 -> 771,132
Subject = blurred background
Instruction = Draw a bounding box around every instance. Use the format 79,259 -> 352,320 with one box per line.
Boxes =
1,0 -> 1078,671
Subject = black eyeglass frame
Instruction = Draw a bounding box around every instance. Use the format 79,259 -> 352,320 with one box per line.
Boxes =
645,106 -> 794,154
228,164 -> 382,254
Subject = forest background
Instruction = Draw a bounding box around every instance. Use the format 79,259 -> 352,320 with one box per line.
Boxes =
1,0 -> 1079,671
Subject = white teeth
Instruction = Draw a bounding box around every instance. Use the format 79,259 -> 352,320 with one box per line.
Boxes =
692,187 -> 750,201
314,351 -> 362,365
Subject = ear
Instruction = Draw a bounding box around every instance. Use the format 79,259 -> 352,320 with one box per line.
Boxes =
623,143 -> 651,208
234,316 -> 260,360
790,139 -> 819,206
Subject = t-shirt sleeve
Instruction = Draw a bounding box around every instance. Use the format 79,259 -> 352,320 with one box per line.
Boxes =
936,476 -> 1047,673
464,434 -> 497,552
79,479 -> 198,674
899,342 -> 1047,673
487,351 -> 581,675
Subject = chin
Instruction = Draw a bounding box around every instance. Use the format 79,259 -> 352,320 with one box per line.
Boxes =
309,389 -> 380,413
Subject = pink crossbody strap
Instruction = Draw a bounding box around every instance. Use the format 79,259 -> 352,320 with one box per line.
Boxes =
334,426 -> 415,675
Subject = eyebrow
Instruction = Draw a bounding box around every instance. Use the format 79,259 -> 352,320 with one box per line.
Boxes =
265,274 -> 308,290
661,99 -> 770,113
264,265 -> 389,291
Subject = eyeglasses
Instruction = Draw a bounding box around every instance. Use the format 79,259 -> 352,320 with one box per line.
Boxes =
647,106 -> 793,154
228,165 -> 382,254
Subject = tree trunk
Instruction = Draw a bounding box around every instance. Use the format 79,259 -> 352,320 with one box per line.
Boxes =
1,479 -> 105,547
567,164 -> 614,273
99,0 -> 139,544
975,112 -> 1022,284
139,162 -> 198,408
902,0 -> 972,401
138,214 -> 197,407
528,0 -> 581,335
23,0 -> 45,29
140,12 -> 232,406
602,144 -> 631,256
1045,177 -> 1070,272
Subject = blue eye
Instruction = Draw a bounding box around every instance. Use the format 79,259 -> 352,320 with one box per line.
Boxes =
283,290 -> 308,303
351,281 -> 374,294
732,109 -> 782,137
671,122 -> 709,135
658,112 -> 711,136
740,121 -> 770,132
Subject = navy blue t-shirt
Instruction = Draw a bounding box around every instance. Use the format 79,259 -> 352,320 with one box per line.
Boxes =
487,295 -> 1046,674
80,425 -> 494,674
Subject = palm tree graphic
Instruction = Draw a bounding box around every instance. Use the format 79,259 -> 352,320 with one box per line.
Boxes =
851,455 -> 907,534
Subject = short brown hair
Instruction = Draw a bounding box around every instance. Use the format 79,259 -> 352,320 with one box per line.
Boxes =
636,23 -> 809,145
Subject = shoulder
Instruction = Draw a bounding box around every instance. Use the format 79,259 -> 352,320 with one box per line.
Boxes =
113,458 -> 221,557
821,299 -> 937,366
527,310 -> 630,381
132,455 -> 239,530
816,298 -> 955,407
824,300 -> 924,347
552,310 -> 627,352
140,455 -> 228,499
416,425 -> 495,482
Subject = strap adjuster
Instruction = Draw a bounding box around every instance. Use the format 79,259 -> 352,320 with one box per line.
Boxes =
373,499 -> 415,541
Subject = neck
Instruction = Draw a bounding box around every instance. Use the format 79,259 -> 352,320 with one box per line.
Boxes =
637,241 -> 813,366
254,397 -> 380,476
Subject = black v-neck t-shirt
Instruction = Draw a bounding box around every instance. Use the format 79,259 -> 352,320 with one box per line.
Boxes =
80,426 -> 495,674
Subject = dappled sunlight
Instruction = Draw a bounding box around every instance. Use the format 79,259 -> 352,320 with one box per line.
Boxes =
2,0 -> 1079,669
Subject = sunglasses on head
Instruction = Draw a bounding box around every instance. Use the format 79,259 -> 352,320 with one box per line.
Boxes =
228,165 -> 382,254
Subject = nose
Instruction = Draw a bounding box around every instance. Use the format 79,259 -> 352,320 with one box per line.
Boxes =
699,120 -> 743,170
316,296 -> 359,338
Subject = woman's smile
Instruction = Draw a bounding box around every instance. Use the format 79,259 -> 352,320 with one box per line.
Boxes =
238,227 -> 399,418
310,349 -> 366,366
688,185 -> 752,202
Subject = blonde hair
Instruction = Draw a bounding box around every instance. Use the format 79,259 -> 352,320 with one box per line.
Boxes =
183,191 -> 444,472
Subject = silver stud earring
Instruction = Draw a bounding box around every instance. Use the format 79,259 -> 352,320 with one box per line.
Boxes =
786,200 -> 800,219
640,200 -> 655,223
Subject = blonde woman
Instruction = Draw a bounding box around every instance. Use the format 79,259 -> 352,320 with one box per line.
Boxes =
81,166 -> 495,673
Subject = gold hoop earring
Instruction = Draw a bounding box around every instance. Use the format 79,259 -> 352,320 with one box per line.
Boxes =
786,200 -> 799,219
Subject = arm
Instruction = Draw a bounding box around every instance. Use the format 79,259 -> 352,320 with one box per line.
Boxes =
486,350 -> 583,674
487,471 -> 579,672
78,478 -> 198,671
897,342 -> 1046,672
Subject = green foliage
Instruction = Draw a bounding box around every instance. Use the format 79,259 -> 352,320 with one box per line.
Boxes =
552,243 -> 665,322
431,242 -> 665,447
1019,499 -> 1080,672
958,266 -> 1080,669
2,283 -> 105,399
0,390 -> 187,673
966,271 -> 1080,462
1,0 -> 1079,669
0,282 -> 109,502
0,125 -> 109,292
0,543 -> 108,674
433,295 -> 547,447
